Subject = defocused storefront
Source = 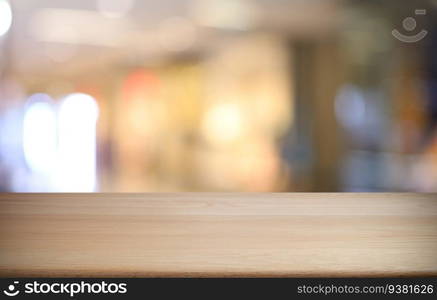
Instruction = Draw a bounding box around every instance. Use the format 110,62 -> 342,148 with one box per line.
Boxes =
0,0 -> 436,192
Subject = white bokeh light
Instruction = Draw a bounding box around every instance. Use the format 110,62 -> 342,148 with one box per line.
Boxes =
0,0 -> 12,37
22,95 -> 57,175
56,93 -> 99,192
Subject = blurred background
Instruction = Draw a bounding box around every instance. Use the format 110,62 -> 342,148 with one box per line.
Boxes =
1,0 -> 437,192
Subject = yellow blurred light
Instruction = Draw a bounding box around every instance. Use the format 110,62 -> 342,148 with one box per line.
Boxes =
202,102 -> 246,145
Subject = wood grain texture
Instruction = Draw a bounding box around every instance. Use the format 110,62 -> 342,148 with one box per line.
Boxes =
1,193 -> 437,277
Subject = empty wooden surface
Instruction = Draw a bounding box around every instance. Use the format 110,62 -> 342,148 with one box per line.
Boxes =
1,193 -> 437,277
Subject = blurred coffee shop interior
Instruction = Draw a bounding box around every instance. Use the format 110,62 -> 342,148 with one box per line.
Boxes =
1,0 -> 437,192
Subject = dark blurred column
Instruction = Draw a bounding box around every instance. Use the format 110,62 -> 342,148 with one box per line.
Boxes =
288,40 -> 343,191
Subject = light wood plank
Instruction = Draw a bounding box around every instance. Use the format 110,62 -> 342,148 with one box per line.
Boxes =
1,193 -> 437,277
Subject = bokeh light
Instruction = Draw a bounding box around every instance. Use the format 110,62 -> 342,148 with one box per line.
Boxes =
22,94 -> 57,175
0,0 -> 12,37
202,103 -> 246,146
56,93 -> 99,192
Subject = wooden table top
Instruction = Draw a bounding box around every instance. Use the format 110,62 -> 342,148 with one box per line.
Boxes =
1,193 -> 437,277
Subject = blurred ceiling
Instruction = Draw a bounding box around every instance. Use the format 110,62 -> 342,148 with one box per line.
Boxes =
2,0 -> 342,79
